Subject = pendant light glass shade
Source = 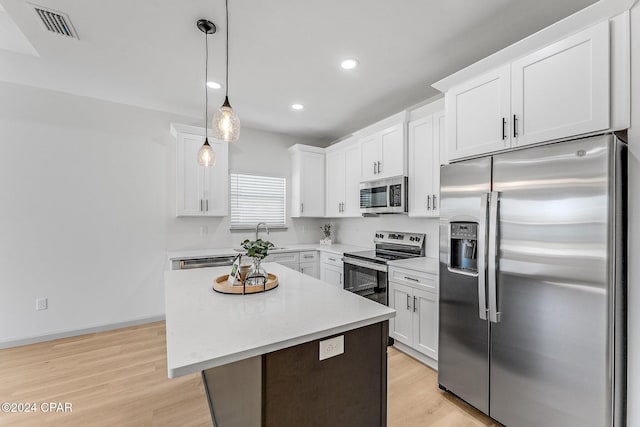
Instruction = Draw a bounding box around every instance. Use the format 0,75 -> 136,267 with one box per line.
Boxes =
212,97 -> 240,141
197,138 -> 216,167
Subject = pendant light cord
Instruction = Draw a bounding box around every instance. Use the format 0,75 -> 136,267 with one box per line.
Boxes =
225,0 -> 229,98
204,29 -> 209,139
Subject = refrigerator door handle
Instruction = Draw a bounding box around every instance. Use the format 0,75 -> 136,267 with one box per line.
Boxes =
477,193 -> 489,321
488,191 -> 501,323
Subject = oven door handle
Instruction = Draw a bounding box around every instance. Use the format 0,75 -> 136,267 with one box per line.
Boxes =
341,257 -> 388,272
344,282 -> 378,293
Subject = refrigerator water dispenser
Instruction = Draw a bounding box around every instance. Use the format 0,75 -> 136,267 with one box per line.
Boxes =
449,222 -> 478,273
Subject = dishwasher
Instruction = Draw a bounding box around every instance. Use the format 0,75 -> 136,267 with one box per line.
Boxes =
170,255 -> 238,271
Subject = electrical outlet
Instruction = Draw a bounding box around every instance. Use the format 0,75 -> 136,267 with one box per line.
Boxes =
319,335 -> 344,361
36,298 -> 48,311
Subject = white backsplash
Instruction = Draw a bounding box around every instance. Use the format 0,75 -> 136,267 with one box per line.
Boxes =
329,215 -> 440,258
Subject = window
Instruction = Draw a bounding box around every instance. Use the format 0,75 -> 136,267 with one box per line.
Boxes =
230,173 -> 286,229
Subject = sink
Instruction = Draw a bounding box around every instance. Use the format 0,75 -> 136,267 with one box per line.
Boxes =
234,247 -> 287,252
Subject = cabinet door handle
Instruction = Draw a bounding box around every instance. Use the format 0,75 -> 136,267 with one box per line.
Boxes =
205,200 -> 209,212
339,273 -> 342,285
502,117 -> 507,140
413,296 -> 417,312
427,195 -> 431,210
328,257 -> 336,262
406,294 -> 411,310
513,114 -> 518,138
301,203 -> 304,213
433,195 -> 437,210
377,161 -> 382,174
200,199 -> 203,212
373,162 -> 377,175
404,276 -> 419,282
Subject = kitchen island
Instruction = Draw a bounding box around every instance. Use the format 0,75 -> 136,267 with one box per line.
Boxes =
165,262 -> 395,427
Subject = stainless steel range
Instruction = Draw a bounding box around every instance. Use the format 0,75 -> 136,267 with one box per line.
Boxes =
342,231 -> 425,305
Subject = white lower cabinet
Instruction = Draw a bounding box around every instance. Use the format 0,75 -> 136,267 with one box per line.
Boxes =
263,251 -> 320,278
389,267 -> 438,361
299,262 -> 319,279
299,251 -> 319,279
320,252 -> 343,288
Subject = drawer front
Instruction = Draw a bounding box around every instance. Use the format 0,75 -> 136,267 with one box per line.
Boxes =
299,251 -> 319,262
388,267 -> 437,293
265,252 -> 300,264
321,252 -> 343,267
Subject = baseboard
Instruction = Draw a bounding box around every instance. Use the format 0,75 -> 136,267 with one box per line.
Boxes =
0,315 -> 166,350
393,341 -> 438,370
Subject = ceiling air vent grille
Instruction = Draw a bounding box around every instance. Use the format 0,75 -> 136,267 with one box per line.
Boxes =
30,4 -> 78,39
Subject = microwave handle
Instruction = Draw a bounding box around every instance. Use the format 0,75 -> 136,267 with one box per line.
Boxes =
373,162 -> 377,175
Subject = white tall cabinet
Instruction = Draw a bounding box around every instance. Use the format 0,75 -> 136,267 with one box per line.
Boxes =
325,137 -> 361,217
445,20 -> 614,162
289,145 -> 325,217
171,123 -> 228,217
408,100 -> 445,217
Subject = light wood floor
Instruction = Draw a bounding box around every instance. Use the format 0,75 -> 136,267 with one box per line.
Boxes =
0,322 -> 497,426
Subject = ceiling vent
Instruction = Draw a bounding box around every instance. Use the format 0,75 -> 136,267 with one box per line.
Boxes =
29,4 -> 78,39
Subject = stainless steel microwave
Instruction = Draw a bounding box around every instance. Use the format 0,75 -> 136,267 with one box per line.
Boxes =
359,176 -> 408,214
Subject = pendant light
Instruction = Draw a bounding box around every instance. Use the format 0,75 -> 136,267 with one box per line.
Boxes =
197,19 -> 217,167
212,0 -> 240,142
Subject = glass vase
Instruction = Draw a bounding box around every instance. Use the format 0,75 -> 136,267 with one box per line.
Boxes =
244,259 -> 268,286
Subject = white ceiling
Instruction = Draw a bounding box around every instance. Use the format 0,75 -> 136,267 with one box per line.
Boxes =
0,0 -> 597,140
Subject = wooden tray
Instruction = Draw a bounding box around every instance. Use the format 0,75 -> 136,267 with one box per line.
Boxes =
213,273 -> 279,294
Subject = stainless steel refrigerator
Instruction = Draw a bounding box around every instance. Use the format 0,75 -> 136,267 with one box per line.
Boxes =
438,134 -> 627,427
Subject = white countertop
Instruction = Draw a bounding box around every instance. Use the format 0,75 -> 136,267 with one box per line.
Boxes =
387,257 -> 440,275
164,262 -> 395,378
166,243 -> 369,261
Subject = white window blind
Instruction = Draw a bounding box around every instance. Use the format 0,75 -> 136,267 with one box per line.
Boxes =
230,173 -> 286,229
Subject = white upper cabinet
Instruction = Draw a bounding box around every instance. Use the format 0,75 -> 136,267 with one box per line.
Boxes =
325,138 -> 361,218
289,144 -> 325,217
360,134 -> 380,181
445,20 -> 613,161
511,20 -> 610,147
446,65 -> 511,160
379,123 -> 405,178
356,112 -> 407,181
408,102 -> 445,218
325,149 -> 345,218
171,123 -> 228,217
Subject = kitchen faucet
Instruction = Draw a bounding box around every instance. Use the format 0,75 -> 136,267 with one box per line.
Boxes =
255,222 -> 269,241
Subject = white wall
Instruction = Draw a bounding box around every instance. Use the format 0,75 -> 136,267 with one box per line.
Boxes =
626,5 -> 639,426
0,82 -> 325,345
332,216 -> 440,257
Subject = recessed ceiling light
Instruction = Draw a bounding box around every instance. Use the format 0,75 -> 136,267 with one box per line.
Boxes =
206,81 -> 222,89
291,104 -> 304,110
340,58 -> 359,70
